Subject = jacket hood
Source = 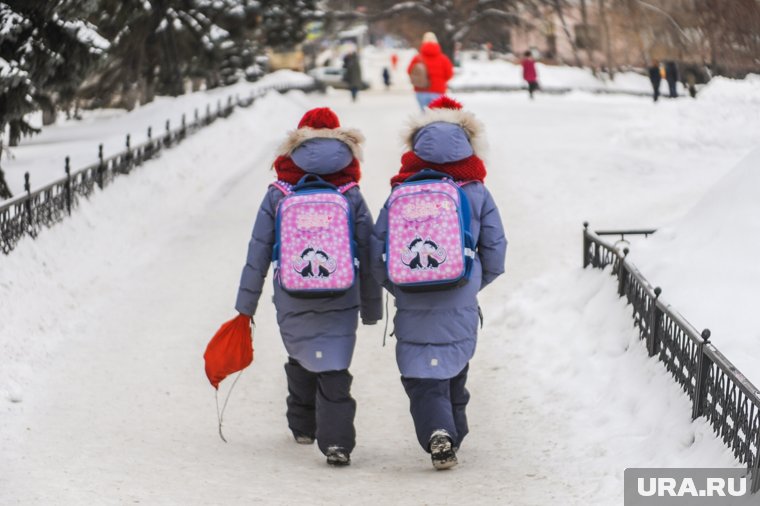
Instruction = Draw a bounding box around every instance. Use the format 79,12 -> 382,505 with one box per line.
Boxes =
276,126 -> 364,161
419,42 -> 442,57
290,138 -> 354,174
401,107 -> 486,158
412,122 -> 474,163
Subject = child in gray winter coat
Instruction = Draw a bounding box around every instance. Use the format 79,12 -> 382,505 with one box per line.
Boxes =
236,108 -> 382,466
370,96 -> 507,470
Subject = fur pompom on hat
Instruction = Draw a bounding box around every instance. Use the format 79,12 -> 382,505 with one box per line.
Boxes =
297,107 -> 341,129
401,95 -> 486,157
428,96 -> 462,110
276,107 -> 364,161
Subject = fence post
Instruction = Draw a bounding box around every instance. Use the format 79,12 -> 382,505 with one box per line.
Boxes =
125,133 -> 132,170
617,248 -> 629,296
752,430 -> 760,493
96,143 -> 105,188
164,119 -> 171,147
180,114 -> 186,140
64,157 -> 72,215
194,108 -> 199,128
206,104 -> 211,124
647,287 -> 662,356
691,329 -> 712,420
24,172 -> 34,236
217,99 -> 222,118
583,222 -> 590,268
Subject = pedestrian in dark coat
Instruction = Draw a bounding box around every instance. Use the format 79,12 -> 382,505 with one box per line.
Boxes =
648,60 -> 662,102
343,51 -> 363,102
236,107 -> 382,466
370,96 -> 507,470
665,60 -> 679,98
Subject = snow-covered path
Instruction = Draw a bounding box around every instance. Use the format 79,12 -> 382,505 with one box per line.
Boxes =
1,88 -> 753,505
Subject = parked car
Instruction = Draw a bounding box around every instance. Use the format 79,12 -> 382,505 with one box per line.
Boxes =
307,66 -> 369,90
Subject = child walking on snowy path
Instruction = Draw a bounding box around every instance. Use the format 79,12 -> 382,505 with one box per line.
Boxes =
235,107 -> 382,467
370,96 -> 507,470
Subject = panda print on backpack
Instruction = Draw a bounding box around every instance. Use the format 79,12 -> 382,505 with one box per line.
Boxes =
401,236 -> 447,270
294,246 -> 337,279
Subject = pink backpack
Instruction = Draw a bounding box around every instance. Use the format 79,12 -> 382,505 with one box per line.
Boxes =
272,176 -> 357,297
385,170 -> 475,291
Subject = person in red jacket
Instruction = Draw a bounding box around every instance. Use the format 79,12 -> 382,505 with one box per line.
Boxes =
520,50 -> 539,99
407,32 -> 454,111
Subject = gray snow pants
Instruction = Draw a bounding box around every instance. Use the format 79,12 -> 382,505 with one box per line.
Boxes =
401,364 -> 471,452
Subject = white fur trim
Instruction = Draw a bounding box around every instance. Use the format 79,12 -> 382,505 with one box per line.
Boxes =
401,108 -> 487,158
276,127 -> 365,161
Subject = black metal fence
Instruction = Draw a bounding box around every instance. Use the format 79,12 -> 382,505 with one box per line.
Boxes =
0,81 -> 319,255
583,223 -> 760,494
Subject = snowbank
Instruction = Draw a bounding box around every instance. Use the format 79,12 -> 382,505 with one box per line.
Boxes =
632,146 -> 760,386
449,58 -> 661,95
696,74 -> 760,105
256,69 -> 316,88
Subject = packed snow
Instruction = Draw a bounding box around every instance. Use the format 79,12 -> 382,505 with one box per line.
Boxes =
2,59 -> 759,504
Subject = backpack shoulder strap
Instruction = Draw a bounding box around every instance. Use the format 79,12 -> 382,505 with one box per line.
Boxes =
271,181 -> 293,195
338,181 -> 358,194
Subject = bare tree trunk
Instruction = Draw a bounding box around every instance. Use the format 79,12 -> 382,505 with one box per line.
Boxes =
553,0 -> 583,67
598,0 -> 615,79
624,0 -> 649,65
8,122 -> 20,147
122,82 -> 139,111
0,130 -> 12,199
42,107 -> 57,126
579,0 -> 597,73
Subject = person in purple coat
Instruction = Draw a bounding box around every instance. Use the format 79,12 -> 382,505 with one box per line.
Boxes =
236,108 -> 382,466
370,96 -> 507,470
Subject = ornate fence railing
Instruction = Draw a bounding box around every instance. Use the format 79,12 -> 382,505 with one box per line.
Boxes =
583,223 -> 760,494
0,80 -> 319,255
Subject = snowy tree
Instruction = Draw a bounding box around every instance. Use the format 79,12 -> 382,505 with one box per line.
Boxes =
0,56 -> 32,199
0,1 -> 107,133
259,0 -> 320,50
193,0 -> 262,88
0,5 -> 34,199
0,1 -> 106,198
83,0 -> 258,107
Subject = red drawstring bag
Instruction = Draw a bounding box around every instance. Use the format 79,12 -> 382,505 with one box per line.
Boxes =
204,314 -> 254,442
204,314 -> 254,389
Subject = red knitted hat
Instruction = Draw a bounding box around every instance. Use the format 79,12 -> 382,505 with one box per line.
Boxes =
297,107 -> 340,129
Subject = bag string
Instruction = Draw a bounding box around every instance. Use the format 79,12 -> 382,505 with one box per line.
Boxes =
215,317 -> 254,443
215,369 -> 245,443
382,292 -> 396,347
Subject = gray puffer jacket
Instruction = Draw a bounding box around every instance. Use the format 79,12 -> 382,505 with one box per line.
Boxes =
235,139 -> 382,373
370,181 -> 507,379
